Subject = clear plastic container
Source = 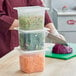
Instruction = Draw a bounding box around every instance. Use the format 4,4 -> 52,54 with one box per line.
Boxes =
15,6 -> 47,30
18,30 -> 45,51
19,51 -> 45,73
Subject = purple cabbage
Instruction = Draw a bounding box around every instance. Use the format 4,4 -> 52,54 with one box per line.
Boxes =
52,44 -> 73,54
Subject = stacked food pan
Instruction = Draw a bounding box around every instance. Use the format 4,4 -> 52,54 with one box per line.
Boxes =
16,6 -> 46,73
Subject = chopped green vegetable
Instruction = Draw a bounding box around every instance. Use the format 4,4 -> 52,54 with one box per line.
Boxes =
19,31 -> 45,51
19,16 -> 44,30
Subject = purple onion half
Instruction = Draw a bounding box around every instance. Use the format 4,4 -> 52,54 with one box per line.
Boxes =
52,44 -> 73,54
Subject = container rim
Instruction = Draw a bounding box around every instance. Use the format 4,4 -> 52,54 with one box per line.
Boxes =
14,6 -> 49,11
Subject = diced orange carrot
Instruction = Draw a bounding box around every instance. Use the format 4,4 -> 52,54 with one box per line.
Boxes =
19,53 -> 45,73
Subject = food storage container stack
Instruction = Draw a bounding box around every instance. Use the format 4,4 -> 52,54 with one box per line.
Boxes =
15,6 -> 47,73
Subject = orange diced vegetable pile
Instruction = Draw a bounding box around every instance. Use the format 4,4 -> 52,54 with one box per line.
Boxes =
19,53 -> 45,73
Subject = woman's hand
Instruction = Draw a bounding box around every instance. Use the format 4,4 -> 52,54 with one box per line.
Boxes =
45,23 -> 66,41
58,34 -> 66,41
9,19 -> 19,30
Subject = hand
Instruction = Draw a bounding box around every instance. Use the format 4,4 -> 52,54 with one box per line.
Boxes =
50,34 -> 66,43
45,23 -> 66,41
49,30 -> 66,41
9,19 -> 19,30
58,34 -> 66,41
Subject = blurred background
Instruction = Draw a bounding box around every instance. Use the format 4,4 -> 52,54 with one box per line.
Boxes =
44,0 -> 76,43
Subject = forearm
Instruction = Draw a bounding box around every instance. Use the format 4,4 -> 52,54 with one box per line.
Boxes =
45,23 -> 56,31
45,23 -> 59,35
